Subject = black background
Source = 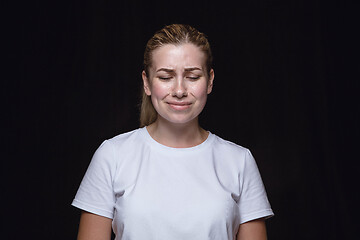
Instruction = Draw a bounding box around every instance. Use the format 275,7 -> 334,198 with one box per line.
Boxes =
3,0 -> 359,239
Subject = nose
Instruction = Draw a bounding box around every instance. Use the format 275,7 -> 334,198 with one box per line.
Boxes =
172,78 -> 187,98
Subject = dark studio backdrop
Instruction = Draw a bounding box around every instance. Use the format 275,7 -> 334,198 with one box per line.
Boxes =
3,0 -> 359,239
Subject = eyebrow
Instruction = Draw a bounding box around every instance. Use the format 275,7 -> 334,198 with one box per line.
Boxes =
156,67 -> 203,73
184,67 -> 202,72
156,68 -> 174,73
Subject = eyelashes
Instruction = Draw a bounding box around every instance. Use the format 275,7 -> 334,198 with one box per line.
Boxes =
158,76 -> 172,80
188,76 -> 200,80
157,76 -> 201,81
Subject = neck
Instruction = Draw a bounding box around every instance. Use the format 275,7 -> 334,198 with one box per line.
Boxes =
146,117 -> 208,148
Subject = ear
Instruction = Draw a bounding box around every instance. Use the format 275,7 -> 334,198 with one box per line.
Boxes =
142,70 -> 152,96
207,69 -> 214,94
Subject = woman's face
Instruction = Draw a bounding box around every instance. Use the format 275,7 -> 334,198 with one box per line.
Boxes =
142,43 -> 214,125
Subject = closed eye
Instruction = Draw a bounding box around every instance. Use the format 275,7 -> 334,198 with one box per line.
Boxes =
187,76 -> 200,80
158,76 -> 172,80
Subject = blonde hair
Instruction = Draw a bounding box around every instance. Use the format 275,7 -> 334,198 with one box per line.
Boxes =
140,24 -> 213,127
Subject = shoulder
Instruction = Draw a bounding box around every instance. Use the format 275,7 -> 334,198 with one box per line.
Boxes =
91,128 -> 145,163
105,128 -> 144,149
207,133 -> 256,171
95,128 -> 149,165
211,134 -> 251,158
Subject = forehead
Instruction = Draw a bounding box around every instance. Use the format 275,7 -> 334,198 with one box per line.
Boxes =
151,43 -> 206,70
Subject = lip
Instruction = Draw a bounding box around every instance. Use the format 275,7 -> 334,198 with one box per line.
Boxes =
167,101 -> 192,110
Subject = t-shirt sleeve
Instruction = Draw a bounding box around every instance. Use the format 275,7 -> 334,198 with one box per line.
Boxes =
71,140 -> 116,219
237,149 -> 274,224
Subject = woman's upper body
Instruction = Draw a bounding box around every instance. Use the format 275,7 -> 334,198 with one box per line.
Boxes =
72,127 -> 274,240
73,24 -> 273,239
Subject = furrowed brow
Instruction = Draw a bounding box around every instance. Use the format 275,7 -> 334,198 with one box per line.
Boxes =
184,67 -> 202,72
156,68 -> 175,73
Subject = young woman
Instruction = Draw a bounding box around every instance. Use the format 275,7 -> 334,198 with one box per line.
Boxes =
72,24 -> 274,240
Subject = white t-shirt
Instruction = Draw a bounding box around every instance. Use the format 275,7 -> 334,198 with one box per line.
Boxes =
72,127 -> 274,240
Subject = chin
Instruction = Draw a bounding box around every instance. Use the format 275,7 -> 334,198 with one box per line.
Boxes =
163,115 -> 198,125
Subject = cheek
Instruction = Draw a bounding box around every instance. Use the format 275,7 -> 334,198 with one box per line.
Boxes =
150,82 -> 171,99
189,82 -> 209,100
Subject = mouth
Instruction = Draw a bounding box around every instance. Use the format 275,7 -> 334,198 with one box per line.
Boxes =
167,101 -> 192,110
